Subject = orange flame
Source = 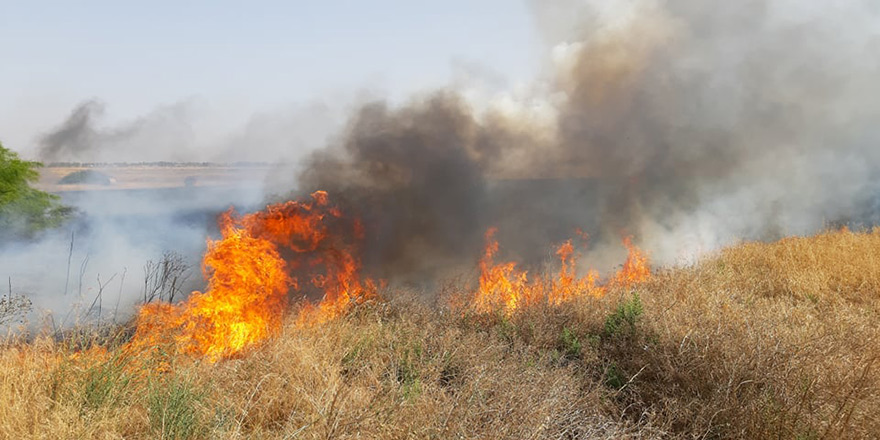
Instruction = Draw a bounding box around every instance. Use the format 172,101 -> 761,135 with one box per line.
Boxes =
547,239 -> 603,305
471,229 -> 650,315
609,236 -> 651,287
295,246 -> 378,327
473,228 -> 537,314
129,191 -> 375,362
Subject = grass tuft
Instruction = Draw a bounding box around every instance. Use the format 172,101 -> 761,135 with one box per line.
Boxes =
148,375 -> 205,440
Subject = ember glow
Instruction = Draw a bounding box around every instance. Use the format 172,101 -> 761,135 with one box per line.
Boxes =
129,191 -> 375,362
472,229 -> 650,316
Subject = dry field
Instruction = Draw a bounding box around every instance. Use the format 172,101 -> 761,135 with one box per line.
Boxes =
2,228 -> 880,439
35,166 -> 275,193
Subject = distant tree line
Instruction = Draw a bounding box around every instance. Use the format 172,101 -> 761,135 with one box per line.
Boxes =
46,161 -> 274,168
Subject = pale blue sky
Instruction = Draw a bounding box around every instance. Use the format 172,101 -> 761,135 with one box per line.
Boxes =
0,0 -> 541,155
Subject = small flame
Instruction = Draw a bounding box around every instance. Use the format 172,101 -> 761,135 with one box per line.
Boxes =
547,239 -> 603,305
609,236 -> 651,286
473,228 -> 536,314
471,229 -> 650,315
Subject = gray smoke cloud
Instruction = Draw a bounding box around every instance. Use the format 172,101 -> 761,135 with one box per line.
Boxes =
5,0 -> 880,327
37,100 -> 195,163
298,94 -> 494,282
35,98 -> 347,164
37,100 -> 104,163
297,0 -> 880,277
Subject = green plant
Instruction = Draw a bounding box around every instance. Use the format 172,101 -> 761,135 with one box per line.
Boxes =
80,357 -> 133,411
0,142 -> 70,239
396,346 -> 423,400
148,376 -> 205,439
604,293 -> 643,338
558,327 -> 582,361
604,363 -> 625,390
496,314 -> 518,345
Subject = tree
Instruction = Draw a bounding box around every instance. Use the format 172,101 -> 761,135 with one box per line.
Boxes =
0,141 -> 70,240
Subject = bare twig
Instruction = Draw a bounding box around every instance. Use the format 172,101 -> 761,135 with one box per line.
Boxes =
114,267 -> 127,323
78,253 -> 90,298
64,231 -> 74,296
142,252 -> 190,304
88,273 -> 117,320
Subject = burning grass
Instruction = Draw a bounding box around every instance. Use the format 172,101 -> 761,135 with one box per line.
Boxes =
129,191 -> 376,362
3,228 -> 880,438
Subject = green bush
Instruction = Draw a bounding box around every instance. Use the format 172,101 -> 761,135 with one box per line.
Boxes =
558,327 -> 583,361
604,293 -> 643,338
0,141 -> 70,239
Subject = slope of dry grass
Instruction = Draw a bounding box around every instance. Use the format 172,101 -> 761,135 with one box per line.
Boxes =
2,228 -> 880,439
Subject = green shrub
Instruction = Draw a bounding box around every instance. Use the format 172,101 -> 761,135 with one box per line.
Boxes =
604,293 -> 643,338
0,142 -> 70,239
57,169 -> 114,185
558,327 -> 582,361
604,362 -> 625,390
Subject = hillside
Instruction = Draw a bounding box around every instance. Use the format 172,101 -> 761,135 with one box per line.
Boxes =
2,228 -> 880,439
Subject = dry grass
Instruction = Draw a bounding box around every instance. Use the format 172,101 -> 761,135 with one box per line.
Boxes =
35,166 -> 273,192
3,228 -> 880,439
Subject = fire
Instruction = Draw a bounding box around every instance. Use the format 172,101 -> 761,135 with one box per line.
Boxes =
472,229 -> 650,315
132,222 -> 289,361
129,191 -> 375,362
124,191 -> 646,361
296,246 -> 379,327
473,228 -> 537,314
609,236 -> 651,286
547,239 -> 603,305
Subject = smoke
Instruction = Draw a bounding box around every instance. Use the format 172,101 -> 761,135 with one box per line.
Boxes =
5,0 -> 880,325
37,100 -> 196,163
0,182 -> 275,331
298,0 -> 880,277
37,100 -> 104,163
298,94 -> 494,282
35,98 -> 347,164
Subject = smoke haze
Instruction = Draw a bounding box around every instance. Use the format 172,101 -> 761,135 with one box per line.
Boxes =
4,0 -> 880,325
299,0 -> 880,276
35,98 -> 350,164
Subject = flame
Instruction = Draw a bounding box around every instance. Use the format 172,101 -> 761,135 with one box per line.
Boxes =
609,236 -> 651,286
471,229 -> 650,315
129,191 -> 375,362
473,228 -> 537,314
296,245 -> 378,327
124,191 -> 647,360
547,239 -> 603,305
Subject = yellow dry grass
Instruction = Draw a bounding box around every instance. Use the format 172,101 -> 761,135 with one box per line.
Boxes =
2,228 -> 880,439
35,166 -> 273,192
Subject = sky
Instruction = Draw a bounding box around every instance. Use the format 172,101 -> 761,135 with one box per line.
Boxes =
0,0 -> 541,157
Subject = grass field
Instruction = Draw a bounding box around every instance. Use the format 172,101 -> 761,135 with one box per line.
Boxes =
35,166 -> 274,193
2,228 -> 880,439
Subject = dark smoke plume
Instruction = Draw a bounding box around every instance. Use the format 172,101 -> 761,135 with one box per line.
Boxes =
8,0 -> 880,325
38,100 -> 195,163
298,0 -> 880,279
298,94 -> 495,282
38,100 -> 104,162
